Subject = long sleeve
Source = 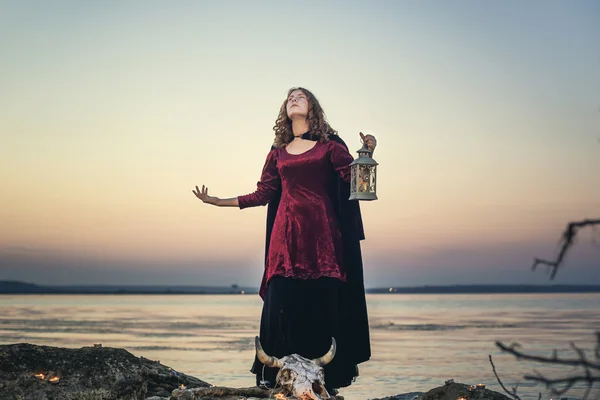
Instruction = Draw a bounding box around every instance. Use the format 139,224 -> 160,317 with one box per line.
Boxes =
238,149 -> 281,209
329,140 -> 354,183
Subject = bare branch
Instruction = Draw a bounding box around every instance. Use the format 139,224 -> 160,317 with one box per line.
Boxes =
495,333 -> 600,400
495,339 -> 600,369
531,218 -> 600,279
524,374 -> 583,393
488,354 -> 523,400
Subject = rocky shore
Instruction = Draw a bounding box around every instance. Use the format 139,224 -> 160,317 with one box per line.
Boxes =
0,343 -> 510,400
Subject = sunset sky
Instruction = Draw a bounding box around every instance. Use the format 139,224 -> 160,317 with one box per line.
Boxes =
1,1 -> 599,288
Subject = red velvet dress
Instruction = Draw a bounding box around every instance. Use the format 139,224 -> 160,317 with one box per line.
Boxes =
238,139 -> 354,298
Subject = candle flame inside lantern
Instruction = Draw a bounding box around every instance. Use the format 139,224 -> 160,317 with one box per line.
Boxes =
49,376 -> 60,384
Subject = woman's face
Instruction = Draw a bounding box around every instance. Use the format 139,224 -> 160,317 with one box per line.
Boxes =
286,89 -> 309,120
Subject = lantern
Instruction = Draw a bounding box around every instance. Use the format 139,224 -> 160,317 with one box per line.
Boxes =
349,141 -> 378,201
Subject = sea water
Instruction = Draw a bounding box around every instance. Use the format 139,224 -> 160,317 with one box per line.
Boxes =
1,293 -> 598,400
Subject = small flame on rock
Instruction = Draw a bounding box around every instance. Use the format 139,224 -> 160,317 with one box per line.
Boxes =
49,376 -> 60,384
178,384 -> 186,390
34,373 -> 45,380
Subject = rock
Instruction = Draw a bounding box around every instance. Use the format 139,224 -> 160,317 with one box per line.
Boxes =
168,386 -> 347,400
0,343 -> 510,400
419,383 -> 510,400
371,383 -> 510,400
0,343 -> 210,400
170,386 -> 276,399
371,392 -> 425,400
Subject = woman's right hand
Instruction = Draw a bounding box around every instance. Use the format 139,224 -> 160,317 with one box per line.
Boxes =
192,185 -> 219,206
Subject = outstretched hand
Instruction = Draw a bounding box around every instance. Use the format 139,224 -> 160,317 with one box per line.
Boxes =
192,185 -> 217,205
359,132 -> 377,152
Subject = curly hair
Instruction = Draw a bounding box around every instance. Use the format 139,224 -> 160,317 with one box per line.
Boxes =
272,87 -> 338,148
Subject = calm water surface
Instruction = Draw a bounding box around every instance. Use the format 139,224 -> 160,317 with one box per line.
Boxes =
1,293 -> 599,400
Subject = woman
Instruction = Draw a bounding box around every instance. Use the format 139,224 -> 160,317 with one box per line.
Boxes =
193,87 -> 376,394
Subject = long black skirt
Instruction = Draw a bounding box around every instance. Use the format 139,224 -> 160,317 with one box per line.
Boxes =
250,276 -> 363,390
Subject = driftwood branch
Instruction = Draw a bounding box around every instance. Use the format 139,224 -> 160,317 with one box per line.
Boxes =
531,218 -> 600,279
493,333 -> 600,400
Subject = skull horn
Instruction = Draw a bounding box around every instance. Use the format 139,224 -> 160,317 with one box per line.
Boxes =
255,336 -> 283,368
313,337 -> 337,366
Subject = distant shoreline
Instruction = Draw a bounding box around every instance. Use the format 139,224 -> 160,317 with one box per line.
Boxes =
1,280 -> 600,295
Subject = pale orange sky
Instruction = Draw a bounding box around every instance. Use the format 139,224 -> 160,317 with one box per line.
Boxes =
1,1 -> 599,287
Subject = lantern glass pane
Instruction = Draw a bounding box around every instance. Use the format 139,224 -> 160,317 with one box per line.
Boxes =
369,165 -> 376,193
358,165 -> 372,193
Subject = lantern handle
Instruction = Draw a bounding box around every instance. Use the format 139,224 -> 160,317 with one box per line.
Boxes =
359,132 -> 365,144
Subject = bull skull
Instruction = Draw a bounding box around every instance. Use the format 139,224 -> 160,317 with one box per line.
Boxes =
255,336 -> 337,400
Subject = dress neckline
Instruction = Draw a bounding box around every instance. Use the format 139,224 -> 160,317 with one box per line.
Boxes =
284,141 -> 319,156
